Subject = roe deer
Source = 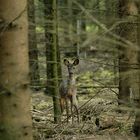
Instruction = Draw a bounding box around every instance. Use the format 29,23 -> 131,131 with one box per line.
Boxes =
59,58 -> 80,123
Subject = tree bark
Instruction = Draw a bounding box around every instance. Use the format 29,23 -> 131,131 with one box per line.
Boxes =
0,0 -> 33,140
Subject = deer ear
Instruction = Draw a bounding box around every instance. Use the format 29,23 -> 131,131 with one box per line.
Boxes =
73,58 -> 79,66
64,59 -> 69,66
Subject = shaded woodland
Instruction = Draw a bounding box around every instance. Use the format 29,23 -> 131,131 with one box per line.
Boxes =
0,0 -> 140,140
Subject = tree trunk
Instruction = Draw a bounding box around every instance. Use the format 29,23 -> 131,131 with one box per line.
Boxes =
44,0 -> 61,123
118,0 -> 139,106
77,0 -> 86,58
68,0 -> 73,47
132,1 -> 140,138
66,0 -> 78,57
28,0 -> 40,90
0,0 -> 33,140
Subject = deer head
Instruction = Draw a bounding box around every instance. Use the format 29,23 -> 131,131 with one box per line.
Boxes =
64,58 -> 79,75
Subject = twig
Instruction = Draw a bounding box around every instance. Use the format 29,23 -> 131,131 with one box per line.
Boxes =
92,78 -> 118,96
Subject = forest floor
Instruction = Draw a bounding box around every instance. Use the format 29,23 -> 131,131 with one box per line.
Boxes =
32,89 -> 137,140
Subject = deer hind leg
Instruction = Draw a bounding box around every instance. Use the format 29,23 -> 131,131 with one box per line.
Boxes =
60,97 -> 65,114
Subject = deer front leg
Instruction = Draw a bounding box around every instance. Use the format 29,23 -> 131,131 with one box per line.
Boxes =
65,98 -> 69,123
72,95 -> 80,123
74,105 -> 80,123
71,99 -> 74,123
70,96 -> 74,123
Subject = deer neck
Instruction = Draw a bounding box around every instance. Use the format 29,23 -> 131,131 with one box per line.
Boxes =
68,74 -> 76,86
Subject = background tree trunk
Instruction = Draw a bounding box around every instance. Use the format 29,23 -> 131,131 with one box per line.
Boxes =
44,0 -> 61,123
118,0 -> 139,106
132,1 -> 140,138
0,0 -> 33,139
28,0 -> 40,90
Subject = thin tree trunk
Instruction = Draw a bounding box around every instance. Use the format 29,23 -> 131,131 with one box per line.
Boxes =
67,0 -> 78,56
44,0 -> 61,123
0,0 -> 33,139
28,0 -> 40,90
77,0 -> 86,58
68,0 -> 73,47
